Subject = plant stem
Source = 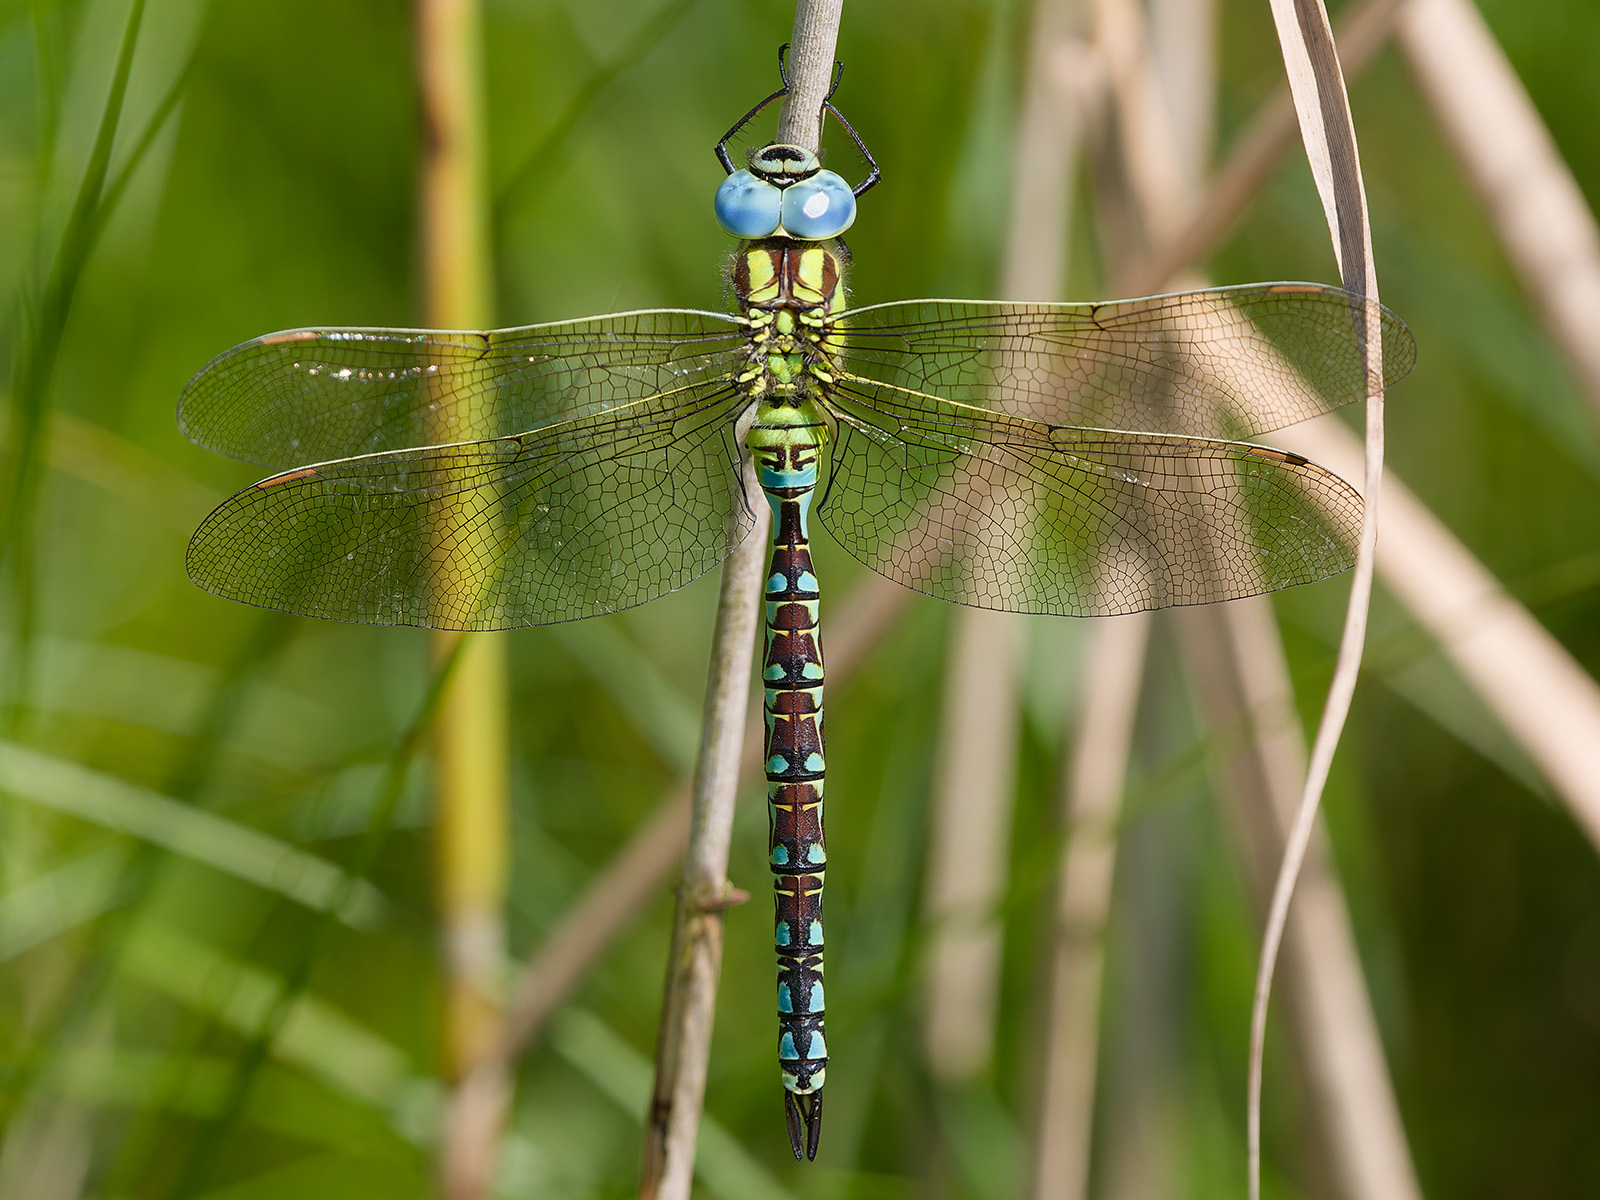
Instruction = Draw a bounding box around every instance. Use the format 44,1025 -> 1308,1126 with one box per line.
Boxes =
638,472 -> 768,1200
638,5 -> 844,1195
446,576 -> 909,1193
1250,4 -> 1385,1197
416,2 -> 511,1197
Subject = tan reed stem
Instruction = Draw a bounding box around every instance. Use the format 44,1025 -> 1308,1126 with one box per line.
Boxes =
637,13 -> 846,1193
1246,5 -> 1387,1196
1030,611 -> 1147,1200
449,574 -> 910,1193
1116,0 -> 1404,298
1176,598 -> 1423,1200
416,3 -> 511,1197
921,0 -> 1093,1105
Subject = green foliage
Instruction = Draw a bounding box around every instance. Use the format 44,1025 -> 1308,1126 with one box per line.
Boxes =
2,0 -> 1598,1197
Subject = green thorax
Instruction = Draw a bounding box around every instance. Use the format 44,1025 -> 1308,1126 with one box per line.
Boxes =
734,239 -> 846,482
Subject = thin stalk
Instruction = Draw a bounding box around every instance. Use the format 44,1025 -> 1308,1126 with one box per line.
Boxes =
1115,0 -> 1403,297
773,0 -> 843,150
638,471 -> 769,1200
637,13 -> 841,1192
1249,5 -> 1386,1198
1108,5 -> 1600,1182
1176,599 -> 1422,1200
446,574 -> 910,1194
415,3 -> 511,1198
1106,0 -> 1418,1189
921,0 -> 1088,1113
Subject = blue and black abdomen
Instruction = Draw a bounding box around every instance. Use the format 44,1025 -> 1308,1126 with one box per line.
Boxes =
755,438 -> 830,1159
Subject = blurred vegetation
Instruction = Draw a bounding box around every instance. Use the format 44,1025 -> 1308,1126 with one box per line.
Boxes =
1,0 -> 1598,1197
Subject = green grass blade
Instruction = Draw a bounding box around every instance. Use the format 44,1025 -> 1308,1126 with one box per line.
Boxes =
166,636 -> 468,1198
3,0 -> 148,722
0,741 -> 389,929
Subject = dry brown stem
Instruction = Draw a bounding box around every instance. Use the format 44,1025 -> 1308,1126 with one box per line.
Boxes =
921,0 -> 1093,1098
1089,0 -> 1415,1193
449,572 -> 911,1188
1247,5 -> 1386,1196
1176,598 -> 1422,1200
638,476 -> 769,1200
1117,0 -> 1404,298
1030,612 -> 1148,1200
635,11 -> 847,1190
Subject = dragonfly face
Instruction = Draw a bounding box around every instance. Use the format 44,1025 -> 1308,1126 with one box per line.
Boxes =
714,142 -> 857,240
177,56 -> 1415,1171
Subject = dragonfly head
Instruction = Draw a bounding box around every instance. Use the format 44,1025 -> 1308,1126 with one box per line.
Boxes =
715,142 -> 857,242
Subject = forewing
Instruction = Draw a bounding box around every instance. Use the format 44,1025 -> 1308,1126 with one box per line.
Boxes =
819,377 -> 1362,617
179,309 -> 748,468
186,380 -> 754,630
836,283 -> 1415,439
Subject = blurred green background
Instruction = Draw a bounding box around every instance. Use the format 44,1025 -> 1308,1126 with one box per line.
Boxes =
2,0 -> 1598,1197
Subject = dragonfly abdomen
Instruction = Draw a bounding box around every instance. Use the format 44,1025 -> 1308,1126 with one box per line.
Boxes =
749,421 -> 829,1161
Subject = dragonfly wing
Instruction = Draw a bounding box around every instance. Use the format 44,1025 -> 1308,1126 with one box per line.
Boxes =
819,377 -> 1361,617
179,309 -> 748,468
186,380 -> 754,630
836,283 -> 1415,439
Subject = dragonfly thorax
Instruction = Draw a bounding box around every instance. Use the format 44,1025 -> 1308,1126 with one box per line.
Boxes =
734,242 -> 844,413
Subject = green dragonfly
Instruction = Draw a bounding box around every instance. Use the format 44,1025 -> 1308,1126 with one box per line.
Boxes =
178,56 -> 1415,1161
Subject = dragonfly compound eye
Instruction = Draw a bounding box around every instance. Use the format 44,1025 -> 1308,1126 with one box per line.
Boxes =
778,171 -> 856,240
715,169 -> 784,239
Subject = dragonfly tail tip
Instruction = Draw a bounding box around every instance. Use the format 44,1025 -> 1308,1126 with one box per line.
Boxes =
784,1090 -> 823,1161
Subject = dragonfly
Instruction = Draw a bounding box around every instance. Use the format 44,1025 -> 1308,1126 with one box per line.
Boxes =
178,52 -> 1414,1162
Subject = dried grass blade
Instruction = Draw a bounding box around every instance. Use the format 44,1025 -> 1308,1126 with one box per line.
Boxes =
1253,3 -> 1386,1198
1277,416 -> 1600,849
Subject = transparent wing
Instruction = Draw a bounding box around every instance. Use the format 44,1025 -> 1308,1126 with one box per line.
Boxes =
835,283 -> 1415,439
818,377 -> 1362,617
179,309 -> 748,468
186,379 -> 754,630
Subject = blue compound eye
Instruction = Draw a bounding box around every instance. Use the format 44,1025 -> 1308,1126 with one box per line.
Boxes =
714,170 -> 782,238
779,171 -> 857,240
